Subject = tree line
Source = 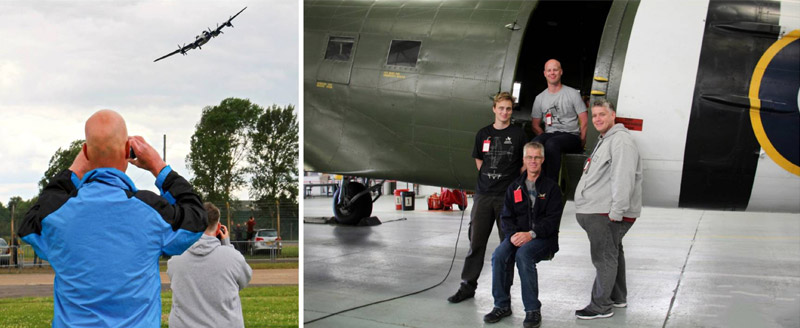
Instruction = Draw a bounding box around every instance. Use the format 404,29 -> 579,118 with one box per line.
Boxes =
1,98 -> 298,240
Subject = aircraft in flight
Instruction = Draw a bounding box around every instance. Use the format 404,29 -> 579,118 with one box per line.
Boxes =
154,6 -> 247,62
304,0 -> 800,224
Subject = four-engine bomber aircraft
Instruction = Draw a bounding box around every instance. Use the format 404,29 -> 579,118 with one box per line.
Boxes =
304,0 -> 800,223
154,6 -> 247,62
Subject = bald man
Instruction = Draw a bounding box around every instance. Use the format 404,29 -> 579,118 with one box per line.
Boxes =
19,110 -> 207,327
531,59 -> 588,181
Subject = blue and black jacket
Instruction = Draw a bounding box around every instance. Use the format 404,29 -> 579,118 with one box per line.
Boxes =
499,173 -> 564,250
18,166 -> 207,328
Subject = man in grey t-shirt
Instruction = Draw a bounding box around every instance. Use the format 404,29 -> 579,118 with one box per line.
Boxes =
531,59 -> 588,181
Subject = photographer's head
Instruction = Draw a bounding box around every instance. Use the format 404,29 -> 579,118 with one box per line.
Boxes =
204,202 -> 221,235
83,109 -> 130,172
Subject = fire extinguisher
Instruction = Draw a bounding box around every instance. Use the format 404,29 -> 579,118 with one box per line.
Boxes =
428,193 -> 442,210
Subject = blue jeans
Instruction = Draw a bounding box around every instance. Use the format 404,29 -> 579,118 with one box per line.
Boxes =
491,236 -> 557,311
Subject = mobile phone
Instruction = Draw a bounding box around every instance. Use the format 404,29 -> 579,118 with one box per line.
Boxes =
129,147 -> 136,159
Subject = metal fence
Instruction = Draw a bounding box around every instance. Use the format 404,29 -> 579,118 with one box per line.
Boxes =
208,202 -> 299,241
0,245 -> 49,270
1,241 -> 296,271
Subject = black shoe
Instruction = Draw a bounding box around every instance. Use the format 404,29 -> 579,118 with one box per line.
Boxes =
483,307 -> 512,323
524,310 -> 542,328
575,308 -> 613,320
447,287 -> 474,303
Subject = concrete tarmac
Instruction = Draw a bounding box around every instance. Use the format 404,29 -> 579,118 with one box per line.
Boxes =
304,196 -> 800,328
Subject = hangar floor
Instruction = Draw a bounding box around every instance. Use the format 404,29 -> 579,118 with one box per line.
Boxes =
303,196 -> 799,328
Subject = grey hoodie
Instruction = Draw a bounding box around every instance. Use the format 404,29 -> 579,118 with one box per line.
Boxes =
167,235 -> 253,328
575,123 -> 643,220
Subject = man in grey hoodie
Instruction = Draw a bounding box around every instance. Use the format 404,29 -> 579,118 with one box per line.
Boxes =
573,99 -> 642,320
167,203 -> 253,328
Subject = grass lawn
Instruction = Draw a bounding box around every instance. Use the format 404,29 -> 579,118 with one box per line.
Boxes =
244,245 -> 299,259
0,286 -> 298,327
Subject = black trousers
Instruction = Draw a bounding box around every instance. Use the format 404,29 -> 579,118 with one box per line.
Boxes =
459,193 -> 505,291
532,132 -> 582,181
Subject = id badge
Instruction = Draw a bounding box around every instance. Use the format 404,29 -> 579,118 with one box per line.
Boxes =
482,139 -> 490,152
545,113 -> 553,126
513,189 -> 522,203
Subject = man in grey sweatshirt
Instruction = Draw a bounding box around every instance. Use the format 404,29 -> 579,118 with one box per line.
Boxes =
573,99 -> 643,320
167,203 -> 253,328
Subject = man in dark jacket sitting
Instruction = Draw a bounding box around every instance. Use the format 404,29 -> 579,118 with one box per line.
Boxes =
483,141 -> 564,328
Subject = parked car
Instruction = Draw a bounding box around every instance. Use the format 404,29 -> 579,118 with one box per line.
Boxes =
0,238 -> 10,266
252,229 -> 281,255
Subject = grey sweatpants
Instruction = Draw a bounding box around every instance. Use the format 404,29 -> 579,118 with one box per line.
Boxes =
576,213 -> 634,313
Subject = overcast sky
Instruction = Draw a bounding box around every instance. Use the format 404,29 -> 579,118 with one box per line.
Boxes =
0,0 -> 298,203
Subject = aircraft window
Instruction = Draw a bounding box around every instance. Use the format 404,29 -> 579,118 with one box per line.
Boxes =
324,36 -> 355,61
386,40 -> 421,67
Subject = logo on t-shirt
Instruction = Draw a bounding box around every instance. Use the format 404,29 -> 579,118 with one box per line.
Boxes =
483,136 -> 516,180
485,172 -> 502,179
486,136 -> 515,170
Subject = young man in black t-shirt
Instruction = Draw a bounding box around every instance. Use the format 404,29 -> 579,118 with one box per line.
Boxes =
448,91 -> 527,303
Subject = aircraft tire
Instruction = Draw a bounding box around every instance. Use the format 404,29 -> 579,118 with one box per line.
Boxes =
332,182 -> 373,225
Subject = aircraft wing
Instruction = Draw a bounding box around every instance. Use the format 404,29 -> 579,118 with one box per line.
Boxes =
153,49 -> 181,62
154,42 -> 198,62
217,6 -> 247,33
229,7 -> 247,22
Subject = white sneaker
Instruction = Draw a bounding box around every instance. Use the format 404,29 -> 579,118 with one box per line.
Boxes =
612,302 -> 627,308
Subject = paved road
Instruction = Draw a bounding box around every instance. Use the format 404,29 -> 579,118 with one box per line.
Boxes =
0,269 -> 297,298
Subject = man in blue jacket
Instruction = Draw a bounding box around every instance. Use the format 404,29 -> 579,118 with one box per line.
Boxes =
18,110 -> 207,327
483,142 -> 563,328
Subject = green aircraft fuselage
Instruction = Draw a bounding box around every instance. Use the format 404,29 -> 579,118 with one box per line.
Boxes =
304,0 -> 800,212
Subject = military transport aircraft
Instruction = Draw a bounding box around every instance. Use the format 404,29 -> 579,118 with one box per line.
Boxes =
304,0 -> 800,224
154,6 -> 247,62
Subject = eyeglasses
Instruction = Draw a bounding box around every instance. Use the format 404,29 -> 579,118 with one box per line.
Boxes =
524,156 -> 544,161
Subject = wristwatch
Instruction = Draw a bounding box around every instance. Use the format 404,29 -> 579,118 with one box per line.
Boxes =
529,230 -> 536,239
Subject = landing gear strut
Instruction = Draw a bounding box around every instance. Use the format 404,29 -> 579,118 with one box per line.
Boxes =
332,179 -> 383,225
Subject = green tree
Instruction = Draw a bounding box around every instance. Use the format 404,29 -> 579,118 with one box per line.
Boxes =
186,98 -> 262,204
8,197 -> 35,220
4,196 -> 36,240
39,139 -> 84,192
248,105 -> 298,205
0,201 -> 9,240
